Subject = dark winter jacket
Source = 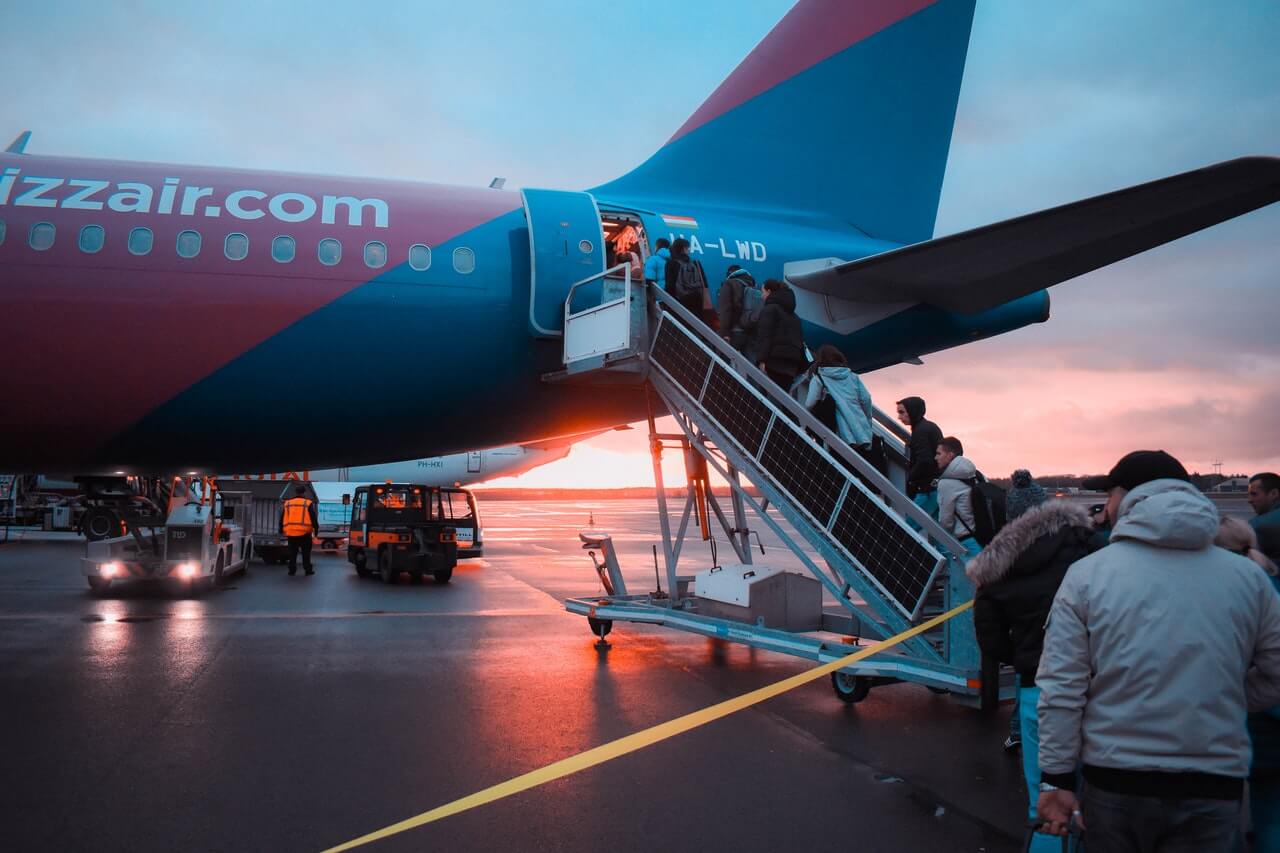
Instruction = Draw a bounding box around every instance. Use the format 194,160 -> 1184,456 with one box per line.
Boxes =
899,396 -> 941,497
966,501 -> 1097,685
754,287 -> 805,376
716,269 -> 760,335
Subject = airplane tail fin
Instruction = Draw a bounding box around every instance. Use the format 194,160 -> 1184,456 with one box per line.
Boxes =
593,0 -> 976,245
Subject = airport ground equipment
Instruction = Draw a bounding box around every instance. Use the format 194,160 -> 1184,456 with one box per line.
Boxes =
81,476 -> 250,595
442,487 -> 484,558
0,474 -> 168,539
552,271 -> 997,706
221,479 -> 320,564
347,484 -> 459,584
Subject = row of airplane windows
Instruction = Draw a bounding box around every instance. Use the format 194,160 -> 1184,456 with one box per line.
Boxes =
0,219 -> 476,274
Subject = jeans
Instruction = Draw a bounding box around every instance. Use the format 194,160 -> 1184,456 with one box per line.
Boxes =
1019,686 -> 1061,853
1081,783 -> 1241,853
1010,677 -> 1022,739
959,535 -> 982,559
908,490 -> 939,531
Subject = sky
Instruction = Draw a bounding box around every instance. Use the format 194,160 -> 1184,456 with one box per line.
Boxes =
2,0 -> 1277,487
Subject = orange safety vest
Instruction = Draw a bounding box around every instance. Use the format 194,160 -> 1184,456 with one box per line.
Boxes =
281,497 -> 314,537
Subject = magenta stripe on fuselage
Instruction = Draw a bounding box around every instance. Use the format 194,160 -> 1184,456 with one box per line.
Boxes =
0,153 -> 518,459
668,0 -> 935,144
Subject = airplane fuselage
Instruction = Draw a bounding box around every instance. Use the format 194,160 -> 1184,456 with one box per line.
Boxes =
0,151 -> 1048,472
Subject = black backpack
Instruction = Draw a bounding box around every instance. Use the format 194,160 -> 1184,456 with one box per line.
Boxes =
809,373 -> 839,433
672,258 -> 705,300
962,472 -> 1007,546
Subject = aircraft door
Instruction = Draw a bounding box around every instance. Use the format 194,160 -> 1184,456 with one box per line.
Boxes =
521,188 -> 605,337
466,452 -> 482,474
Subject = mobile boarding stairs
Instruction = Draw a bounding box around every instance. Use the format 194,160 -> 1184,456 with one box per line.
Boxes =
546,268 -> 1002,707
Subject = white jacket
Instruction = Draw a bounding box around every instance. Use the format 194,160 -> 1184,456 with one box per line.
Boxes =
1037,479 -> 1280,784
936,456 -> 977,539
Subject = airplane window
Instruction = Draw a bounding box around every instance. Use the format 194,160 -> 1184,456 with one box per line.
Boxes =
272,235 -> 296,263
225,232 -> 249,261
78,224 -> 105,254
363,241 -> 387,269
127,227 -> 153,256
318,237 -> 341,266
29,221 -> 55,251
453,247 -> 475,274
176,230 -> 202,258
408,243 -> 431,271
0,219 -> 6,246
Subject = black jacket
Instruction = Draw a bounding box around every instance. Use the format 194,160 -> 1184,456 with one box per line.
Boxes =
754,287 -> 805,375
966,502 -> 1099,685
899,396 -> 941,496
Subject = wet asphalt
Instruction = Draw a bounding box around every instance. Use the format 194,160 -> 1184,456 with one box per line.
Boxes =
1,499 -> 1033,853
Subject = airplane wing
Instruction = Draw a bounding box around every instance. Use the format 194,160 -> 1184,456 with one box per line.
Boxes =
789,157 -> 1280,314
519,425 -> 632,452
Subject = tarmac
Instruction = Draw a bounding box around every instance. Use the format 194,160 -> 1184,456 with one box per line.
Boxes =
3,496 -> 1199,853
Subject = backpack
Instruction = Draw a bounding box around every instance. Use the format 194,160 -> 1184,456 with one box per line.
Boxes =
809,373 -> 840,433
961,472 -> 1007,546
672,258 -> 705,300
739,284 -> 764,330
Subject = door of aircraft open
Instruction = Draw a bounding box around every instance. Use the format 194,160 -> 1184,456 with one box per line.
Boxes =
522,189 -> 605,337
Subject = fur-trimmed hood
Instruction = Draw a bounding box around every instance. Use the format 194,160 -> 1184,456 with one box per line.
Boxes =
966,500 -> 1094,587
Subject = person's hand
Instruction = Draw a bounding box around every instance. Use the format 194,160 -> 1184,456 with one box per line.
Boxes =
1036,789 -> 1083,836
758,362 -> 766,371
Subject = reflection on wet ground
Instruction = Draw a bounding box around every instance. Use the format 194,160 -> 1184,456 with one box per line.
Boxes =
8,497 -> 1252,851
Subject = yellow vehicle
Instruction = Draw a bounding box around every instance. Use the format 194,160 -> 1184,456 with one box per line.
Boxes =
347,484 -> 457,584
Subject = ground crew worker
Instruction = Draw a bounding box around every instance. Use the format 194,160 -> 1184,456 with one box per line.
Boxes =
280,484 -> 319,576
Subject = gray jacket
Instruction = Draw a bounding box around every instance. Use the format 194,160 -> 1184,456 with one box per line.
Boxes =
1037,479 -> 1280,783
937,456 -> 977,539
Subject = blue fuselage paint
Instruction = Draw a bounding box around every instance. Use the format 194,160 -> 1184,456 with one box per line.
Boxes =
96,192 -> 1047,471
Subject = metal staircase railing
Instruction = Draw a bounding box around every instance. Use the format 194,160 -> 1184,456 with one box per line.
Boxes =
552,277 -> 985,688
642,286 -> 971,653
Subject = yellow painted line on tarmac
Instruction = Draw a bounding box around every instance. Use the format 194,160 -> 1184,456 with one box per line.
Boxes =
320,599 -> 974,852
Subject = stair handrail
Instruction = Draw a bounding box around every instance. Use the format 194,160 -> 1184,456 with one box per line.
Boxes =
562,263 -> 636,365
564,263 -> 634,322
645,286 -> 968,559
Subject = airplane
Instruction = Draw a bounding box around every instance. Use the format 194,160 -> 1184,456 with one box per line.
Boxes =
227,434 -> 592,487
27,439 -> 573,493
1,0 -> 1277,474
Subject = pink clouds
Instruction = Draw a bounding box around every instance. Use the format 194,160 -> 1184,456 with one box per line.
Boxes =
864,352 -> 1280,478
481,345 -> 1280,490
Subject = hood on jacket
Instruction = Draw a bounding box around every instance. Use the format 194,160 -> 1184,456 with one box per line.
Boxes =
655,247 -> 671,259
727,267 -> 755,286
1112,478 -> 1219,551
898,396 -> 926,426
817,366 -> 852,382
966,501 -> 1093,587
765,286 -> 796,313
939,455 -> 976,481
